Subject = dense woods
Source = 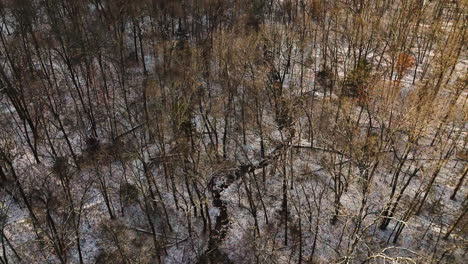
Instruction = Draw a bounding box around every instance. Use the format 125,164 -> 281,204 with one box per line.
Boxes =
0,0 -> 466,263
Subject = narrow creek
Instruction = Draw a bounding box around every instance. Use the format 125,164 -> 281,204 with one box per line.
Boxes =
198,145 -> 284,263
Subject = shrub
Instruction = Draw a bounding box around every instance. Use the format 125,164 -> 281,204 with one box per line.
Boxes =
342,59 -> 372,98
317,68 -> 334,90
120,183 -> 140,205
85,137 -> 100,153
52,157 -> 68,177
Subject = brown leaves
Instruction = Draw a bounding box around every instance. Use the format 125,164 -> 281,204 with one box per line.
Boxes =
396,52 -> 415,79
